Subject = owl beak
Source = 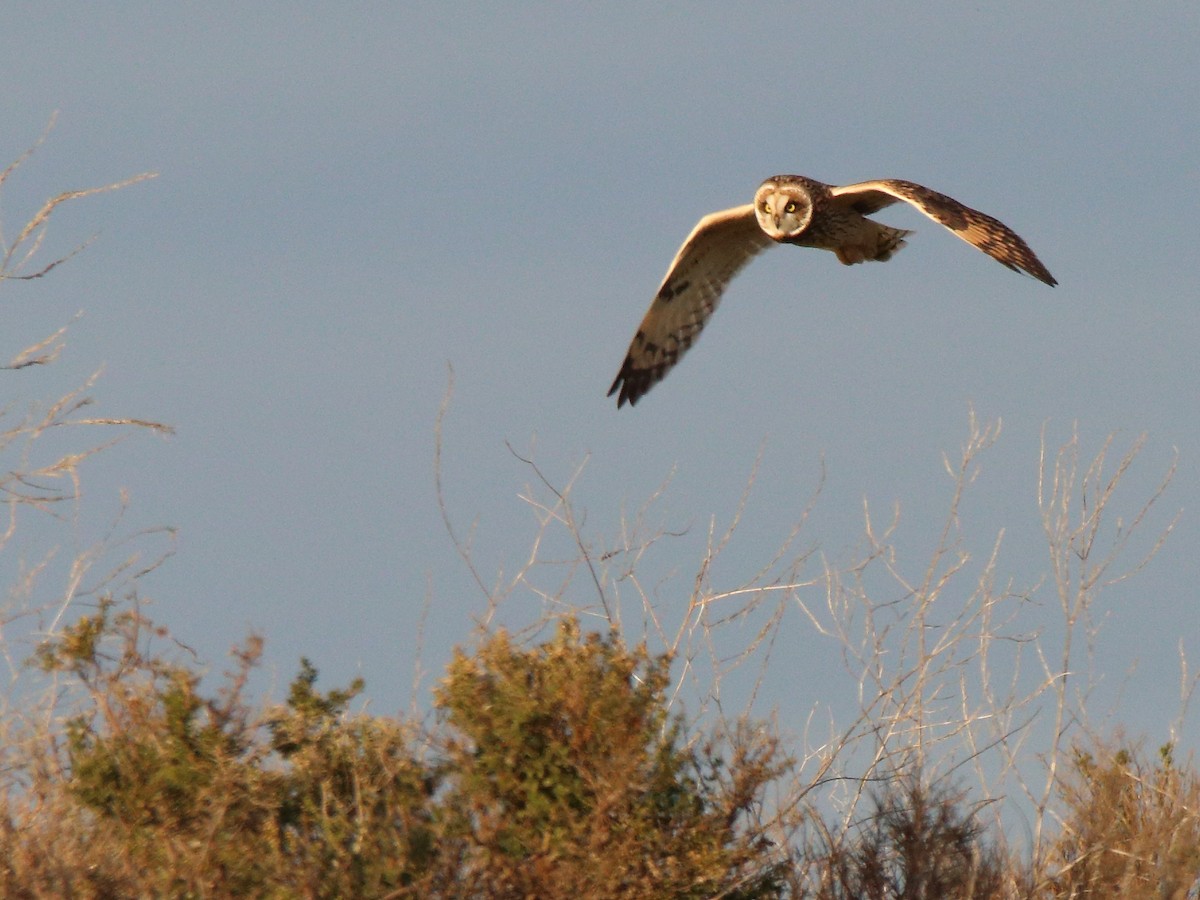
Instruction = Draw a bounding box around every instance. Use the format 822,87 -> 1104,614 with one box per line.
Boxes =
773,212 -> 784,230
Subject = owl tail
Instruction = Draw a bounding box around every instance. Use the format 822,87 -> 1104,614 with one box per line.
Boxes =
870,224 -> 912,261
833,223 -> 913,266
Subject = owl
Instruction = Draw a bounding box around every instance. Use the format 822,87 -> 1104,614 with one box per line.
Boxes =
608,175 -> 1056,407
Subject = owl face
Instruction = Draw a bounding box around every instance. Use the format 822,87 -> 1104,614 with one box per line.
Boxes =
753,179 -> 813,240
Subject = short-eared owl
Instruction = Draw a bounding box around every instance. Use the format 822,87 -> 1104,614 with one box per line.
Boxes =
608,175 -> 1056,407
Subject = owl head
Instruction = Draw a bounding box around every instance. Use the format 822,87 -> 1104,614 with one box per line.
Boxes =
753,176 -> 814,240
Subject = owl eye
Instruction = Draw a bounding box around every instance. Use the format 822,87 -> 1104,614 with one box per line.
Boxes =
785,201 -> 797,213
760,202 -> 771,214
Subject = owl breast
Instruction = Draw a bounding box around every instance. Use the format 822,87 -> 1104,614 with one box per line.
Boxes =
780,204 -> 858,249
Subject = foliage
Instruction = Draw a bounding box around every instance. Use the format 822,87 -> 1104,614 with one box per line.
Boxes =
1042,741 -> 1200,898
434,619 -> 790,897
9,600 -> 1200,897
2,608 -> 789,897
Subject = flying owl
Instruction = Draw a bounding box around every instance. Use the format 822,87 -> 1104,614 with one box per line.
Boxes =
608,175 -> 1057,407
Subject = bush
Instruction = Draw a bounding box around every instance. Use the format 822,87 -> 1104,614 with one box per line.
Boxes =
1043,741 -> 1200,898
806,776 -> 1009,900
2,608 -> 790,897
433,619 -> 790,897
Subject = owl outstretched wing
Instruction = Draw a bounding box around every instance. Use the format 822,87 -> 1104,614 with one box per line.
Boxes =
829,179 -> 1056,286
608,204 -> 772,407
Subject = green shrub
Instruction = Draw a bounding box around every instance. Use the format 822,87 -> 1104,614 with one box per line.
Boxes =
434,618 -> 790,897
3,610 -> 790,897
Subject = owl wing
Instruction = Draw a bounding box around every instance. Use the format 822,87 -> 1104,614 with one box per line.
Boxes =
608,204 -> 772,407
828,179 -> 1057,286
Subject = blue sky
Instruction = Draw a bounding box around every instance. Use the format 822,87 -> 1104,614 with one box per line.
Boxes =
3,4 -> 1197,774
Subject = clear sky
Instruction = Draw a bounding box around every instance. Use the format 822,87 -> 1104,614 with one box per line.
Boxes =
2,4 -> 1197,773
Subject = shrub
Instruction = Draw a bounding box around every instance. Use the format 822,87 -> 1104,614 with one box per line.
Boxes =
1042,741 -> 1200,898
433,618 -> 791,897
805,776 -> 1009,900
